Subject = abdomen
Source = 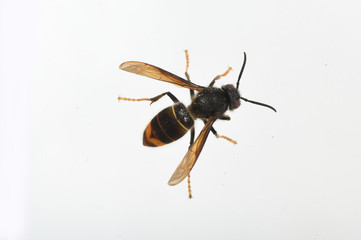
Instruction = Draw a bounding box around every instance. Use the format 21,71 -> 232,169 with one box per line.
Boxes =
143,103 -> 194,147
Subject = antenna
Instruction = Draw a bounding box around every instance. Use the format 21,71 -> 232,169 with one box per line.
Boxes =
241,97 -> 277,112
236,52 -> 247,90
237,52 -> 277,112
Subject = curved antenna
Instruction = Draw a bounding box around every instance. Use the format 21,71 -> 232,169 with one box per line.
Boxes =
236,52 -> 247,90
241,97 -> 277,112
237,52 -> 277,112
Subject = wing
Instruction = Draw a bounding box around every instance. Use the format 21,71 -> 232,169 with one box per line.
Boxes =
119,61 -> 204,92
168,118 -> 217,186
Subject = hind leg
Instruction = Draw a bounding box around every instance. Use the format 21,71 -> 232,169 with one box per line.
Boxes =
202,119 -> 237,145
184,50 -> 195,199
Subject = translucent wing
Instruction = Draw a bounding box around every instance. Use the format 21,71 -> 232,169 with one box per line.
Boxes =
168,118 -> 217,186
119,61 -> 204,92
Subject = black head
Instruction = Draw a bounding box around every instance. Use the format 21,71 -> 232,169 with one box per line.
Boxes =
223,52 -> 277,112
221,84 -> 240,110
220,52 -> 247,111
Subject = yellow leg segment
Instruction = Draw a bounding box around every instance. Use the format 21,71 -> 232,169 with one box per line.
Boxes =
216,134 -> 237,145
188,173 -> 192,199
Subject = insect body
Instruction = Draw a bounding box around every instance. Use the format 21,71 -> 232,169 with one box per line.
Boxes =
118,51 -> 276,198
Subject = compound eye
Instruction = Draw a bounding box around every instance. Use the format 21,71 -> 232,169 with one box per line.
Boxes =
232,99 -> 240,109
222,84 -> 241,110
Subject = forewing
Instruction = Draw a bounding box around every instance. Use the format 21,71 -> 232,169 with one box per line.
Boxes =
119,61 -> 204,92
168,118 -> 217,186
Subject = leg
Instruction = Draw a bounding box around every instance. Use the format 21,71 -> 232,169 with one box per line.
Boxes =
189,128 -> 195,146
187,173 -> 192,199
184,50 -> 196,146
202,120 -> 237,145
208,67 -> 232,87
185,50 -> 194,199
219,114 -> 231,121
118,91 -> 180,105
187,126 -> 194,199
184,50 -> 195,99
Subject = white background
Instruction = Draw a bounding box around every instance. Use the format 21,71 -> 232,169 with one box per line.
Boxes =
1,0 -> 361,239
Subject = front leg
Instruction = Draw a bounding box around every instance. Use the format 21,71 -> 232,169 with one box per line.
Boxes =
219,114 -> 231,121
208,67 -> 232,87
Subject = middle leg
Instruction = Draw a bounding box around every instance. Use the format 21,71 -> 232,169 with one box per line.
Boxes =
118,91 -> 180,105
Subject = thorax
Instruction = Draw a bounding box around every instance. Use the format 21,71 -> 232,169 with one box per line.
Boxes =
188,87 -> 229,119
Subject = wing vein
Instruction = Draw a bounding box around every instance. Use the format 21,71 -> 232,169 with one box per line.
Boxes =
119,61 -> 204,92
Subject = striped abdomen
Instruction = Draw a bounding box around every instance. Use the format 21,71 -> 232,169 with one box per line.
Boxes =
143,103 -> 194,147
